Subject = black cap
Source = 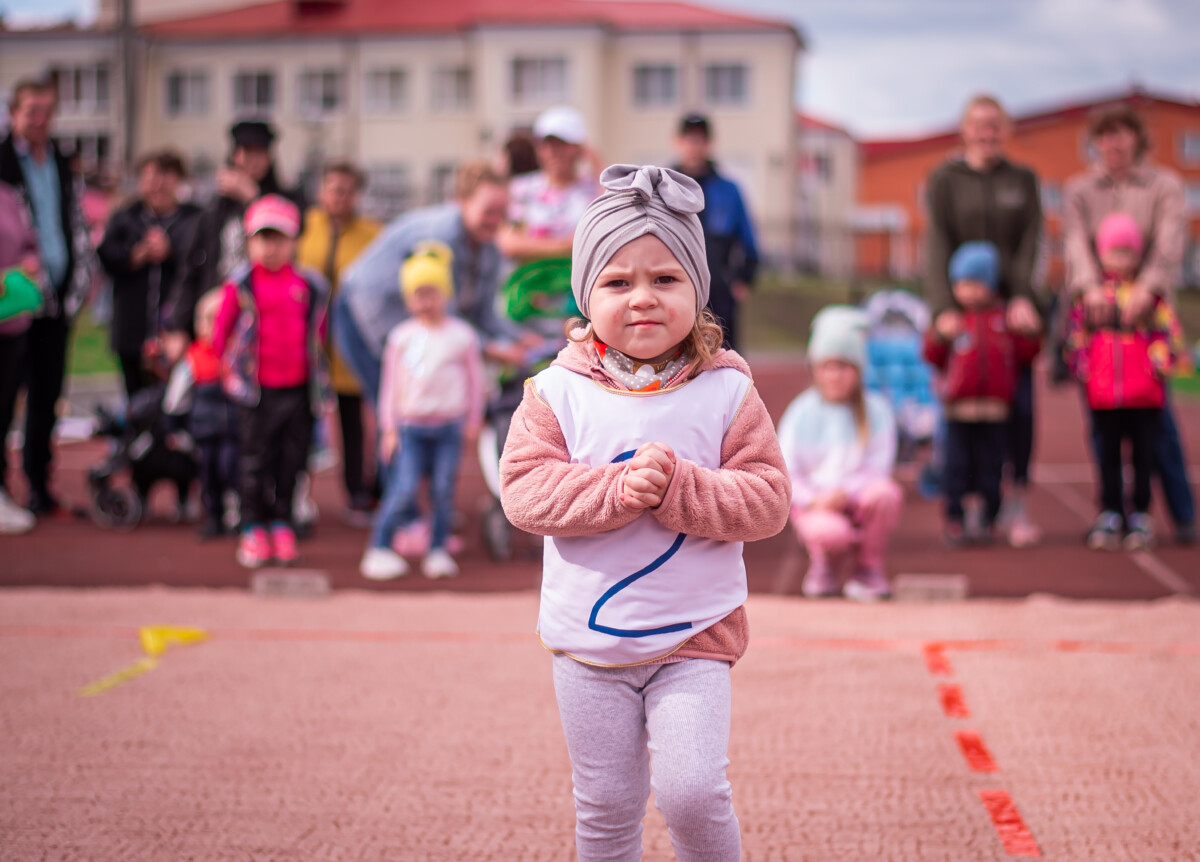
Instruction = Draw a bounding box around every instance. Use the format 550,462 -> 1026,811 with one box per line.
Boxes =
229,120 -> 276,149
678,112 -> 711,138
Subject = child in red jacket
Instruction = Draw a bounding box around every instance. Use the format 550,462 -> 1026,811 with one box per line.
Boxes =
1064,212 -> 1182,550
924,241 -> 1040,545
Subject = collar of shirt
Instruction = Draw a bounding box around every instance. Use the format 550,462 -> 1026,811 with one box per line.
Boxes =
1094,162 -> 1153,188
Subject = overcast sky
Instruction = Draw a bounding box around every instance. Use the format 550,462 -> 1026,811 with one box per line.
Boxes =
4,0 -> 1198,139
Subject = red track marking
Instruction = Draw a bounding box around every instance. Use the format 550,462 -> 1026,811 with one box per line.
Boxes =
979,789 -> 1042,857
955,729 -> 1000,773
938,683 -> 970,718
923,642 -> 954,675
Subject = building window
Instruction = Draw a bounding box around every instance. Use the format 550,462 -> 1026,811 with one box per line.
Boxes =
430,163 -> 456,205
51,63 -> 110,116
704,63 -> 748,106
165,70 -> 209,117
363,164 -> 410,220
1041,182 -> 1062,213
233,70 -> 275,114
633,64 -> 677,107
1179,131 -> 1200,166
364,68 -> 407,114
53,132 -> 111,177
298,69 -> 343,116
1185,182 -> 1200,215
432,66 -> 472,112
510,56 -> 566,105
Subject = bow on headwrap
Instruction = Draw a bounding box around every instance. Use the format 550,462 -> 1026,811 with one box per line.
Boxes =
571,164 -> 709,319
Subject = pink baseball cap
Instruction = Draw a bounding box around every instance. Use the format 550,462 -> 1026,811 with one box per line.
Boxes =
1096,212 -> 1144,256
244,194 -> 300,238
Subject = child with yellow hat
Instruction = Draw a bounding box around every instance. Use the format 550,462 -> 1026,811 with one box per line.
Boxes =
360,241 -> 485,580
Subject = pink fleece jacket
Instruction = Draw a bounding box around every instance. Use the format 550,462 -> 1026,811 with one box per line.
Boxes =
213,263 -> 324,389
500,339 -> 792,665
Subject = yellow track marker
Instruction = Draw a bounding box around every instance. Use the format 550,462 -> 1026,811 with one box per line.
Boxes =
77,625 -> 208,697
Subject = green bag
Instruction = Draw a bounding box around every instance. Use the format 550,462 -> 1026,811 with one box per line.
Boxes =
502,258 -> 579,323
0,269 -> 43,324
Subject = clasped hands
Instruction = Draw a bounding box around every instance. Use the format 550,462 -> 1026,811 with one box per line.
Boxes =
620,442 -> 676,510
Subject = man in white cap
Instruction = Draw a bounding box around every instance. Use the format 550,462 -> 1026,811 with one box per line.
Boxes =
497,106 -> 601,264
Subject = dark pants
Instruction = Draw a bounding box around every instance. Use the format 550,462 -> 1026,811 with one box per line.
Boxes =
0,331 -> 29,493
238,386 -> 312,528
336,392 -> 368,501
370,422 -> 463,552
706,291 -> 738,352
1088,394 -> 1194,527
117,350 -> 151,401
1092,408 -> 1157,517
945,420 -> 1007,525
1005,364 -> 1034,488
196,434 -> 239,526
22,315 -> 71,497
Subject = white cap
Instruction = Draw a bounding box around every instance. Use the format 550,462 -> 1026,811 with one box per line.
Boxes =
534,106 -> 587,145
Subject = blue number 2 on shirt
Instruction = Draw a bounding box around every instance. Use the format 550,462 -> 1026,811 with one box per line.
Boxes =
587,449 -> 693,639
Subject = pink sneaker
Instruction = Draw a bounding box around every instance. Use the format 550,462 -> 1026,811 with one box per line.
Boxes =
801,561 -> 839,598
270,523 -> 298,565
237,526 -> 271,569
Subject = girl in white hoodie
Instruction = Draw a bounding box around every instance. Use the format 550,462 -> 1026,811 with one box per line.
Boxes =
777,306 -> 902,600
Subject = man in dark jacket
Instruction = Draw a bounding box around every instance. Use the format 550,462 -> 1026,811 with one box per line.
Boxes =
97,150 -> 201,398
0,78 -> 95,515
674,113 -> 759,351
163,120 -> 302,359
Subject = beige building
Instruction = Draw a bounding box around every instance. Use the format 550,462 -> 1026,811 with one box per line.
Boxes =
4,0 -> 803,262
795,112 -> 859,279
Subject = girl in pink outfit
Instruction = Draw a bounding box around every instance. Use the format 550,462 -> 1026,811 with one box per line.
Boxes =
499,165 -> 790,862
359,242 -> 484,581
777,306 -> 903,601
211,195 -> 329,569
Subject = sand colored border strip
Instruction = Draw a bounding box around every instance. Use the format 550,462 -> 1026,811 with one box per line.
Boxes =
978,789 -> 1043,857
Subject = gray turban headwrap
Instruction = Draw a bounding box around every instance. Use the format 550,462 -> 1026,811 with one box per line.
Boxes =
571,164 -> 709,319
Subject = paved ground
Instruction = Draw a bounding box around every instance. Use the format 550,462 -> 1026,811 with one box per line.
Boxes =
2,356 -> 1199,860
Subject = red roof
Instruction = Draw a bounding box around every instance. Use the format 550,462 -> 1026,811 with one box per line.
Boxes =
143,0 -> 802,39
798,111 -> 853,139
861,87 -> 1200,162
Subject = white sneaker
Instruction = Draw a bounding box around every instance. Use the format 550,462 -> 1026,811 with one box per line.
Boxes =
360,547 -> 409,581
421,548 -> 459,579
0,489 -> 35,534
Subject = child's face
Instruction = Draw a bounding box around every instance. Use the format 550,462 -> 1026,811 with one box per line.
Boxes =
1099,244 -> 1138,277
951,279 -> 994,311
196,305 -> 217,343
247,229 -> 295,271
588,233 -> 697,363
812,359 -> 861,404
405,284 -> 448,321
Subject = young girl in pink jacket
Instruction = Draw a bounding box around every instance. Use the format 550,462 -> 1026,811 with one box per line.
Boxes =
500,165 -> 790,861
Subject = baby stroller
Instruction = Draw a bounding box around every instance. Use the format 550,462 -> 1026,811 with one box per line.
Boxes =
477,258 -> 576,560
861,288 -> 940,463
88,384 -> 197,530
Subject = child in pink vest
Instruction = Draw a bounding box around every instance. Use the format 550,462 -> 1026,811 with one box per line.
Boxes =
499,165 -> 790,860
1065,212 -> 1182,550
212,195 -> 329,568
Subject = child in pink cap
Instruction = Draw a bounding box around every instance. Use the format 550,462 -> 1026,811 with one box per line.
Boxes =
212,194 -> 330,568
1065,211 -> 1184,550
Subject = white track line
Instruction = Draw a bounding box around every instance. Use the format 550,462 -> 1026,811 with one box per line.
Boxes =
1042,481 -> 1194,596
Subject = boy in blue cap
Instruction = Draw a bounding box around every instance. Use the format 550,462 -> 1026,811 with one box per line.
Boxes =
924,241 -> 1041,545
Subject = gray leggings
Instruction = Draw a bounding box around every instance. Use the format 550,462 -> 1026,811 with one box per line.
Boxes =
552,653 -> 741,862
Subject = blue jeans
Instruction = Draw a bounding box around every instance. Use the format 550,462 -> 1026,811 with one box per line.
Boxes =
332,290 -> 382,409
370,422 -> 463,552
1088,391 -> 1195,527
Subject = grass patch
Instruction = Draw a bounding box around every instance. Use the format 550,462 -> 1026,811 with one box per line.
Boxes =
68,309 -> 119,377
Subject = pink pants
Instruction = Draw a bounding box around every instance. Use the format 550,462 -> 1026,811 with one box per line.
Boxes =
790,478 -> 903,570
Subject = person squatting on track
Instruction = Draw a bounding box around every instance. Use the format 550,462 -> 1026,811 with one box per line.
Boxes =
924,241 -> 1041,546
499,164 -> 791,861
1064,213 -> 1184,551
210,195 -> 330,569
359,242 -> 484,581
777,305 -> 903,601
